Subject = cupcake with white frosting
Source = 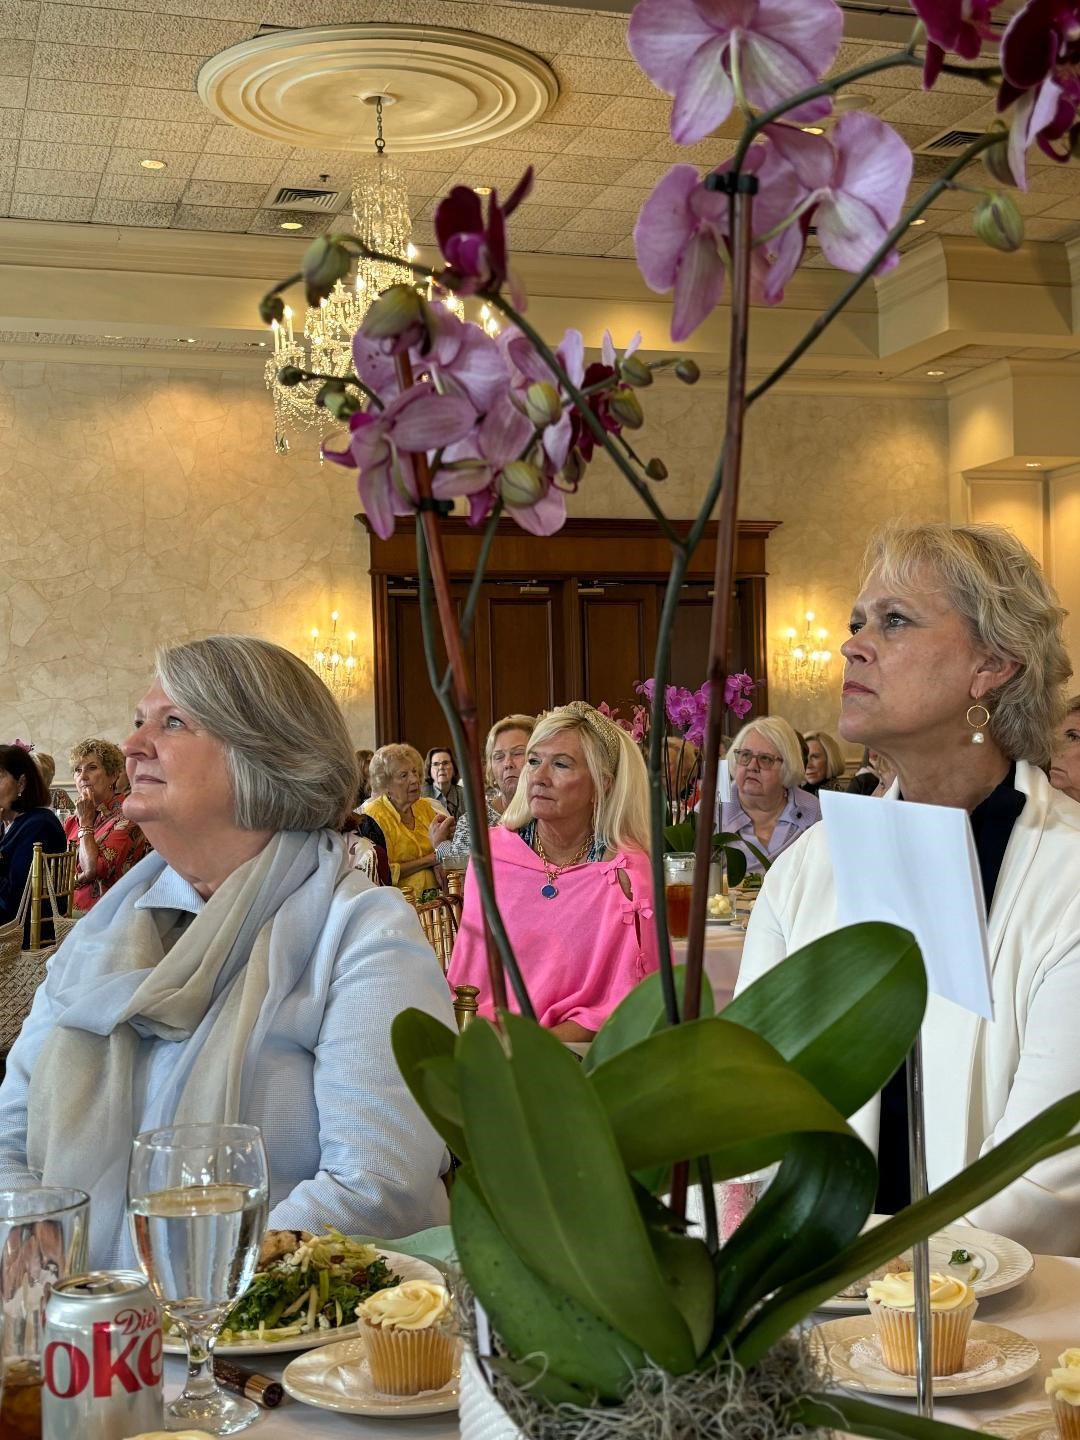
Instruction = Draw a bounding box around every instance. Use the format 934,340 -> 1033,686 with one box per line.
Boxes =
867,1270 -> 977,1376
1046,1349 -> 1080,1440
357,1281 -> 456,1395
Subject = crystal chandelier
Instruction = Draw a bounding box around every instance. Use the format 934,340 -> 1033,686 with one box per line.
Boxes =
266,94 -> 413,453
310,611 -> 360,698
778,611 -> 834,698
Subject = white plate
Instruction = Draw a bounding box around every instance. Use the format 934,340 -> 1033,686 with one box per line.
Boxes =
163,1250 -> 445,1356
282,1336 -> 460,1416
818,1223 -> 1035,1313
980,1406 -> 1056,1440
809,1317 -> 1040,1397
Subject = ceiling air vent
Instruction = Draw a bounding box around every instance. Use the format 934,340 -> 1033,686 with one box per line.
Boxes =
266,185 -> 345,213
916,129 -> 986,156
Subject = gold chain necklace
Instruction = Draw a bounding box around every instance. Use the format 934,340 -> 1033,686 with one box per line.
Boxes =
534,830 -> 593,899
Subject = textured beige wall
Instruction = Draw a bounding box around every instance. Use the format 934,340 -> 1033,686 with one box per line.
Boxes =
0,360 -> 948,769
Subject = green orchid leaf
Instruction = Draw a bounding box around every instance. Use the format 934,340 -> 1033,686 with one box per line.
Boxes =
646,1221 -> 716,1356
722,846 -> 747,886
391,1009 -> 469,1161
584,968 -> 715,1075
458,1014 -> 698,1373
793,1392 -> 990,1440
589,1017 -> 855,1176
452,1168 -> 641,1400
735,1089 -> 1080,1365
487,1356 -> 596,1408
723,923 -> 925,1118
711,1132 -> 877,1340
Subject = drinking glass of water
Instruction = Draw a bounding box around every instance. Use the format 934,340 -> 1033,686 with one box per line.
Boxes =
127,1123 -> 268,1436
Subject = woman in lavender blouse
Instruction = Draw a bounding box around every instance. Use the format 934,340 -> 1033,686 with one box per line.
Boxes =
720,715 -> 821,874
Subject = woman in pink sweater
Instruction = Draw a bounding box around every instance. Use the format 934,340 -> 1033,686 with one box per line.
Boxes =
446,702 -> 659,1040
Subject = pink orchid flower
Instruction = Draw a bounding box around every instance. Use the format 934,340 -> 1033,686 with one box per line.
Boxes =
909,0 -> 999,86
433,169 -> 533,307
999,0 -> 1080,186
324,383 -> 476,540
724,672 -> 756,719
628,0 -> 843,146
505,326 -> 584,470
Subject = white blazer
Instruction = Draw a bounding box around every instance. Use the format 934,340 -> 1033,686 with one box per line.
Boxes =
737,760 -> 1080,1255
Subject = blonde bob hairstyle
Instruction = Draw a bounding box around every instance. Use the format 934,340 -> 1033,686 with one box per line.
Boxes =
155,635 -> 358,832
484,713 -> 536,786
501,705 -> 651,854
369,743 -> 425,798
727,716 -> 806,792
864,522 -> 1071,766
805,730 -> 845,783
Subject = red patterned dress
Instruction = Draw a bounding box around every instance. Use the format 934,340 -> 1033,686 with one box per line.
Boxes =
64,793 -> 150,912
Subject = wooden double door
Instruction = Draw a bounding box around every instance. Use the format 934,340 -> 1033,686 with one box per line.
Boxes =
366,519 -> 777,753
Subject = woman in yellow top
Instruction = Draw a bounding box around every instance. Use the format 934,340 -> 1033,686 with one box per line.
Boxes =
363,745 -> 454,901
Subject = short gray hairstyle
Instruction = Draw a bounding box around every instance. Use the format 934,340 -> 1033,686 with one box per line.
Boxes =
727,717 -> 805,791
865,522 -> 1071,766
155,634 -> 358,831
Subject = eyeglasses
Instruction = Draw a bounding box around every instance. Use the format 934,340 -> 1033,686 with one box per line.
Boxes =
733,748 -> 783,771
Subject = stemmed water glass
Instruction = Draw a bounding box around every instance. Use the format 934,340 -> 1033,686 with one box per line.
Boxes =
127,1123 -> 269,1436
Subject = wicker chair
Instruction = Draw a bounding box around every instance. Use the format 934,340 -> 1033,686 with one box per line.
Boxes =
28,842 -> 78,953
414,895 -> 459,973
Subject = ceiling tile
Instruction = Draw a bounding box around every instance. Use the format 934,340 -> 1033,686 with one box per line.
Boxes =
97,170 -> 187,200
594,95 -> 671,132
559,208 -> 629,235
1012,188 -> 1060,216
0,111 -> 25,139
37,4 -> 149,47
0,78 -> 30,109
0,139 -> 22,168
188,152 -> 286,183
877,89 -> 988,125
14,164 -> 100,196
202,124 -> 294,158
545,93 -> 608,127
451,150 -> 534,183
529,177 -> 604,205
22,109 -> 118,144
1027,164 -> 1080,195
650,136 -> 733,166
138,14 -> 251,55
18,138 -> 107,168
261,0 -> 380,21
122,87 -> 213,124
30,42 -> 135,83
25,78 -> 127,113
10,191 -> 93,220
494,122 -> 574,154
1021,216 -> 1080,241
617,158 -> 678,188
0,1 -> 40,41
552,55 -> 650,98
537,230 -> 612,255
247,208 -> 332,235
604,235 -> 637,259
172,202 -> 257,230
105,146 -> 199,177
112,117 -> 213,151
181,178 -> 268,206
90,196 -> 174,226
507,200 -> 577,230
563,128 -> 658,161
0,40 -> 35,77
161,0 -> 264,20
128,52 -> 203,89
562,13 -> 629,59
538,151 -> 636,184
470,4 -> 588,56
590,183 -> 650,213
1044,196 -> 1080,220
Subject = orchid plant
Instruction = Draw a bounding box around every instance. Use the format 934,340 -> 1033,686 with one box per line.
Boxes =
260,1 -> 1080,1432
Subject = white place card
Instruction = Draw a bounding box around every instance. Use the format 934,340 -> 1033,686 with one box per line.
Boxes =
819,789 -> 993,1020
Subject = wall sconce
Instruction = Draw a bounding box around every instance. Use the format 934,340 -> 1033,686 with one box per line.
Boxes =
779,610 -> 833,698
310,611 -> 359,699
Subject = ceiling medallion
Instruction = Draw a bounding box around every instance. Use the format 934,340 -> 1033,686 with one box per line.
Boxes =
197,24 -> 559,153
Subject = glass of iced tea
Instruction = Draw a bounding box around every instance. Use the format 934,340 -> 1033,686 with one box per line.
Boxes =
663,851 -> 695,940
0,1186 -> 89,1440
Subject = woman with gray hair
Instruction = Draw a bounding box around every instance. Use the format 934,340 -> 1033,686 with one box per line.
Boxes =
0,635 -> 455,1267
721,715 -> 821,875
738,522 -> 1080,1251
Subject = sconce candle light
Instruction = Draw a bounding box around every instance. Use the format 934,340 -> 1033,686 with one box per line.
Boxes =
311,611 -> 359,699
780,610 -> 833,698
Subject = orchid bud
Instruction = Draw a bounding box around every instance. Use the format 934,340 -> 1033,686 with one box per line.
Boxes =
361,284 -> 427,342
301,236 -> 351,304
276,365 -> 305,387
974,192 -> 1024,253
675,358 -> 700,384
618,355 -> 653,388
524,382 -> 562,428
561,449 -> 585,488
609,387 -> 644,429
983,136 -> 1018,189
499,460 -> 545,508
645,457 -> 668,481
316,381 -> 361,419
259,292 -> 286,326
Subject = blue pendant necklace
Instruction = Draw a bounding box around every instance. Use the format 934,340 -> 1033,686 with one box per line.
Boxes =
534,830 -> 593,899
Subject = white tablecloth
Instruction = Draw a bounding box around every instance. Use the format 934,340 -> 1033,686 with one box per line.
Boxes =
167,1254 -> 1079,1436
671,925 -> 745,1008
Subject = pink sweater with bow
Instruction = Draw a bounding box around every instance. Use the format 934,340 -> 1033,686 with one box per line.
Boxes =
446,826 -> 660,1030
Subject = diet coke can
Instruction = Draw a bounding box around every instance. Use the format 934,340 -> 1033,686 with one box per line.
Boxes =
42,1271 -> 164,1440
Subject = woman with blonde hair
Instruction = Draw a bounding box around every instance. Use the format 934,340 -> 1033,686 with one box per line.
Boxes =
64,738 -> 150,911
803,729 -> 846,796
447,701 -> 657,1040
721,715 -> 821,874
738,522 -> 1080,1248
363,744 -> 453,901
434,713 -> 535,864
